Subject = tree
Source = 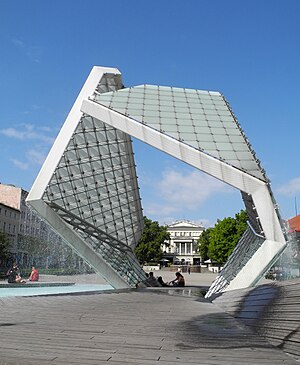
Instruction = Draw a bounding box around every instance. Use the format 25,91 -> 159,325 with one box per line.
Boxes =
134,217 -> 170,265
197,227 -> 213,262
0,230 -> 10,267
208,210 -> 248,265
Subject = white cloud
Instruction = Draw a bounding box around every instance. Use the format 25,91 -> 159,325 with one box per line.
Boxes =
10,159 -> 29,171
0,124 -> 55,144
9,149 -> 46,172
145,169 -> 233,221
159,169 -> 230,207
11,38 -> 42,63
277,177 -> 300,196
26,149 -> 47,165
1,127 -> 26,139
12,38 -> 26,49
2,124 -> 52,171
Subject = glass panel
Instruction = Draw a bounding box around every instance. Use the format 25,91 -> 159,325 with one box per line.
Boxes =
194,126 -> 212,134
145,85 -> 159,90
174,106 -> 190,113
143,110 -> 160,117
229,135 -> 245,143
143,104 -> 159,111
142,116 -> 160,125
146,123 -> 161,130
158,96 -> 173,103
179,133 -> 197,141
168,131 -> 180,139
172,87 -> 185,94
208,120 -> 224,127
211,127 -> 227,134
225,127 -> 241,135
242,160 -> 261,169
162,124 -> 178,132
178,125 -> 194,133
197,134 -> 214,142
221,151 -> 239,160
199,141 -> 218,150
160,111 -> 176,118
214,134 -> 230,142
216,142 -> 234,151
111,102 -> 127,110
160,117 -> 176,125
144,98 -> 159,105
206,115 -> 222,122
205,109 -> 219,116
111,95 -> 129,102
177,118 -> 193,125
160,105 -> 176,112
176,112 -> 191,119
238,151 -> 254,160
234,143 -> 251,152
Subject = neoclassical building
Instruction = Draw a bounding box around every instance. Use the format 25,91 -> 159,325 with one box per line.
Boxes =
162,221 -> 204,265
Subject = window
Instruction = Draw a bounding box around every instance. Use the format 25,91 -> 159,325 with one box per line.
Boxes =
186,243 -> 191,254
175,243 -> 180,253
180,242 -> 185,255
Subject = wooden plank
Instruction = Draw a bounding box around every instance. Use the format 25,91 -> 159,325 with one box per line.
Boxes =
213,279 -> 300,360
0,289 -> 298,365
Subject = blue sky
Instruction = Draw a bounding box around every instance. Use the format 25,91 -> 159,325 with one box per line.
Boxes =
0,0 -> 299,227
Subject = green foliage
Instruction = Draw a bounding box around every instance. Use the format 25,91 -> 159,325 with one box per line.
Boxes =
134,216 -> 170,265
197,227 -> 213,262
22,235 -> 50,256
208,210 -> 248,265
0,230 -> 10,266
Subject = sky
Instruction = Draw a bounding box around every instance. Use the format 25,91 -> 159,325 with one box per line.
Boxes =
0,0 -> 299,228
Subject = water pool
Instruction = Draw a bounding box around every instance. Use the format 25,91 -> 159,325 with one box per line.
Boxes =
0,284 -> 113,298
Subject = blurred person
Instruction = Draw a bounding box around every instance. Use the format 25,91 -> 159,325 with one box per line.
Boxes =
28,266 -> 39,282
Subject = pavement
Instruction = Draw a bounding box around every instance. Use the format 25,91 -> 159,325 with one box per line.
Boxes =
37,270 -> 218,288
0,272 -> 298,365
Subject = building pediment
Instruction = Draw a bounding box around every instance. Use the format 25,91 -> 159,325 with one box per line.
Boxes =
168,220 -> 204,229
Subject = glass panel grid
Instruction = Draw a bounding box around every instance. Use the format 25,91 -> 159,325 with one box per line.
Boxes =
206,226 -> 265,297
94,84 -> 265,180
43,79 -> 145,286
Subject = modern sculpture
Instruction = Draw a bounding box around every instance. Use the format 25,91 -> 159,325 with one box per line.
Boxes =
27,66 -> 287,294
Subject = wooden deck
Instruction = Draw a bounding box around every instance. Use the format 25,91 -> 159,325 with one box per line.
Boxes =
212,279 -> 300,360
0,288 -> 298,365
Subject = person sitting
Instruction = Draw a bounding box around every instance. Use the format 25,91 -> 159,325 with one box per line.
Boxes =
7,264 -> 26,284
144,271 -> 161,287
28,266 -> 39,282
170,272 -> 185,287
157,276 -> 169,287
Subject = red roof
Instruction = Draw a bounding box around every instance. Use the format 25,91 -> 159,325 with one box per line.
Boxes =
288,215 -> 300,232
